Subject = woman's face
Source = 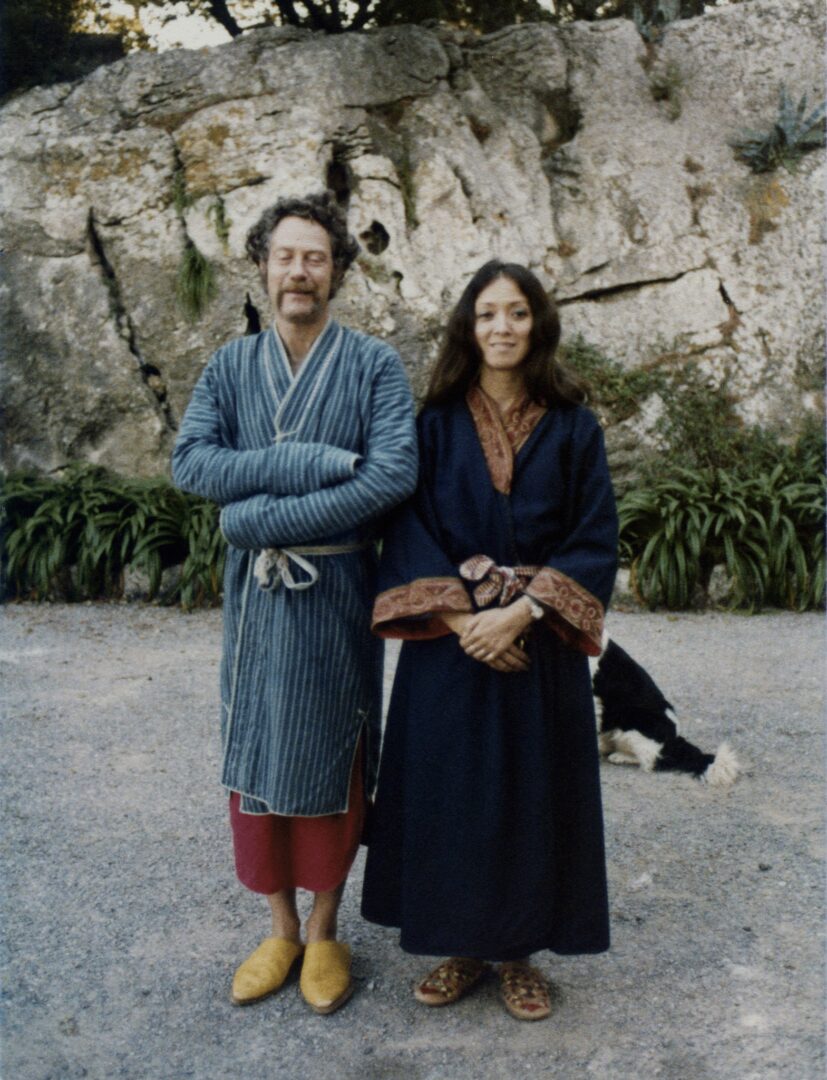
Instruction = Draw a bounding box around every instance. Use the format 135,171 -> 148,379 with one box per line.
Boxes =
473,276 -> 533,375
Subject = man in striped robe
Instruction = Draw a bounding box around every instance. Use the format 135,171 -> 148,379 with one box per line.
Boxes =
172,191 -> 417,1014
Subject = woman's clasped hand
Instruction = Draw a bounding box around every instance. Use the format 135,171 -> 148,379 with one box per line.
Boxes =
442,602 -> 533,672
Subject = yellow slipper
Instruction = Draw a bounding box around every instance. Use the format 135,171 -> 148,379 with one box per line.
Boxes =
230,937 -> 304,1006
299,940 -> 353,1015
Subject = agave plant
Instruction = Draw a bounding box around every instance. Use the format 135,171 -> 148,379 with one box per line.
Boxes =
731,86 -> 826,174
619,469 -> 710,609
763,465 -> 826,611
1,465 -> 226,606
619,455 -> 826,611
2,472 -> 76,599
178,498 -> 226,610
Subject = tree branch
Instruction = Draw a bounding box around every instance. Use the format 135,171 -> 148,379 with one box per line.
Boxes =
349,0 -> 375,31
320,2 -> 343,32
271,0 -> 304,27
204,0 -> 243,37
298,0 -> 336,31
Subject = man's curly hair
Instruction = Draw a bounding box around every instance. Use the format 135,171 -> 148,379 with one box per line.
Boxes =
245,191 -> 360,298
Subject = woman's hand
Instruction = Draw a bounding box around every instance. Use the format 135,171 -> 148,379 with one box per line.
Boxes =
440,611 -> 476,636
457,599 -> 535,672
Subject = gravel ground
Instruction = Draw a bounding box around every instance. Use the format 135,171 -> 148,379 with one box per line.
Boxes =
0,603 -> 824,1080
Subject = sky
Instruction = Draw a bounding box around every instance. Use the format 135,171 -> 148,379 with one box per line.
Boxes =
102,2 -> 232,50
102,2 -> 736,52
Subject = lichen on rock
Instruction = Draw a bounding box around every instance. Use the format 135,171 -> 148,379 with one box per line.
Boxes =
0,0 -> 823,476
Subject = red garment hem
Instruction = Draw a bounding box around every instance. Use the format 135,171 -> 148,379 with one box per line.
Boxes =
229,743 -> 365,895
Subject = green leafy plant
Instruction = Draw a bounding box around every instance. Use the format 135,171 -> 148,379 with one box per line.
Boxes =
171,165 -> 193,214
632,0 -> 682,42
208,195 -> 231,251
619,434 -> 826,611
560,335 -> 666,422
730,86 -> 826,174
561,340 -> 825,611
1,466 -> 225,609
176,240 -> 217,320
177,498 -> 226,610
648,361 -> 769,474
620,468 -> 767,609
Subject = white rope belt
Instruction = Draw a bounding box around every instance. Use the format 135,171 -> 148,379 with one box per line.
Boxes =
253,542 -> 371,592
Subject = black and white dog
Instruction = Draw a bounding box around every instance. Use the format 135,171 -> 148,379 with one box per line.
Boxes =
591,637 -> 739,787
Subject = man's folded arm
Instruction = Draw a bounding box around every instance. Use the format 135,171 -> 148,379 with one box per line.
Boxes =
171,358 -> 360,503
220,358 -> 417,548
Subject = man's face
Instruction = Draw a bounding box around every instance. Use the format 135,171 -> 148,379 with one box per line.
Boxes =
263,216 -> 335,328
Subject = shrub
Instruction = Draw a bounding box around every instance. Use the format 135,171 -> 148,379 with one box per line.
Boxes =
730,86 -> 826,174
551,338 -> 825,610
647,361 -> 780,475
561,335 -> 665,422
619,431 -> 826,611
1,465 -> 225,609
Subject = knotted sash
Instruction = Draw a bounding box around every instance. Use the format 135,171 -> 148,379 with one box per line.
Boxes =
459,554 -> 541,607
253,541 -> 371,591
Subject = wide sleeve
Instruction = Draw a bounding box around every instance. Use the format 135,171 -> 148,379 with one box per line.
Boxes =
218,352 -> 417,548
525,413 -> 618,657
371,414 -> 473,640
171,355 -> 360,503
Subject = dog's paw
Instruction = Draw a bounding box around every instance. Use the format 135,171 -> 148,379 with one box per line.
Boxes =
612,730 -> 662,772
597,732 -> 615,757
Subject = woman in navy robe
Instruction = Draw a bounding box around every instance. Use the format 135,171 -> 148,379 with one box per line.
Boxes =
361,260 -> 618,1020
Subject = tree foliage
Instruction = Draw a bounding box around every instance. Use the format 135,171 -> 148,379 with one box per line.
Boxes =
89,0 -> 735,43
0,0 -> 119,95
3,0 -> 746,93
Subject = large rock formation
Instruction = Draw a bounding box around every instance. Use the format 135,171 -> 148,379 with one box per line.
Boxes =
1,0 -> 823,479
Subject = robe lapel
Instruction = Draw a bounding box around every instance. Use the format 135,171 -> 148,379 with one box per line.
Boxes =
465,386 -> 546,495
263,320 -> 344,443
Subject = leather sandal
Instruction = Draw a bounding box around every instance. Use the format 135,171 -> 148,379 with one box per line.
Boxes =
414,957 -> 490,1006
230,937 -> 304,1006
498,962 -> 552,1021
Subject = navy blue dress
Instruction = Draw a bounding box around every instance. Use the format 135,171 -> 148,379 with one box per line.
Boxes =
361,389 -> 618,961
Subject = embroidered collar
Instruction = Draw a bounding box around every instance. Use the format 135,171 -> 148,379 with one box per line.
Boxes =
465,385 -> 546,495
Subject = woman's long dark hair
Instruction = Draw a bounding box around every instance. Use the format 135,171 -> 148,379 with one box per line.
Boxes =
424,260 -> 587,408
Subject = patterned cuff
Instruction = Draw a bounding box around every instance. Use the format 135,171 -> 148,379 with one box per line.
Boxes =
372,578 -> 472,640
526,567 -> 605,656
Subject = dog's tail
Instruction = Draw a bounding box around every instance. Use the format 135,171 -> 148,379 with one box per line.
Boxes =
655,735 -> 740,787
701,742 -> 740,788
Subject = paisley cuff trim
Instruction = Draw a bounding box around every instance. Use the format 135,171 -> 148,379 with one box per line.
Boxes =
526,567 -> 605,656
372,578 -> 472,640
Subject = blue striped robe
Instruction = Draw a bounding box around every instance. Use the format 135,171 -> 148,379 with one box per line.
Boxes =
172,320 -> 418,815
